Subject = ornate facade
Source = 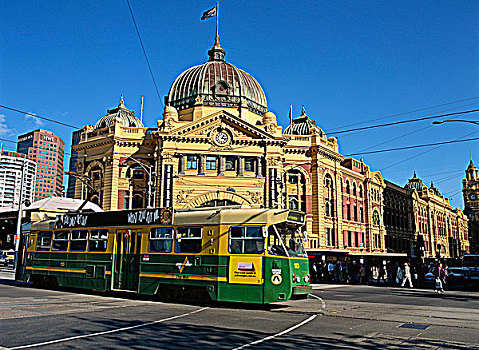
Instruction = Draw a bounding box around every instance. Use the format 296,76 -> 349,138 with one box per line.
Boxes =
69,34 -> 468,259
402,173 -> 469,258
463,160 -> 479,253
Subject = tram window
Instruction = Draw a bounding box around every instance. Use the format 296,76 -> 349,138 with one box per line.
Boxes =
89,229 -> 109,252
70,230 -> 88,251
175,227 -> 202,253
149,227 -> 174,253
52,231 -> 69,251
36,231 -> 52,251
229,226 -> 264,254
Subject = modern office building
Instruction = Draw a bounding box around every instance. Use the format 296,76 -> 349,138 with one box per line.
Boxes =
66,129 -> 82,198
0,150 -> 36,208
17,129 -> 65,201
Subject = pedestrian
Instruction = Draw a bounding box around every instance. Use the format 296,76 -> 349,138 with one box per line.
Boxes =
401,262 -> 413,288
396,263 -> 404,286
360,264 -> 366,284
327,261 -> 335,283
312,262 -> 318,283
433,262 -> 446,293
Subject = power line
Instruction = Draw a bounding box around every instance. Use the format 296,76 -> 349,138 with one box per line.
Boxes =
329,108 -> 479,135
352,101 -> 479,152
125,0 -> 163,108
326,96 -> 479,132
0,104 -> 80,129
346,135 -> 479,157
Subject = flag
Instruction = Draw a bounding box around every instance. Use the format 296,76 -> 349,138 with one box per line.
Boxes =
201,6 -> 217,20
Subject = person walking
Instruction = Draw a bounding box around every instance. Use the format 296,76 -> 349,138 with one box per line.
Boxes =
401,262 -> 413,288
434,262 -> 446,293
396,263 -> 404,286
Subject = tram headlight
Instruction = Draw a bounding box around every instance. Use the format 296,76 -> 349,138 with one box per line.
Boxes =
304,274 -> 310,283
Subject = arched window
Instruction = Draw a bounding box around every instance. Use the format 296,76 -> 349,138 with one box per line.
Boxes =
346,180 -> 350,194
359,185 -> 363,198
352,183 -> 357,196
132,195 -> 143,209
325,202 -> 330,216
373,210 -> 380,226
289,196 -> 299,211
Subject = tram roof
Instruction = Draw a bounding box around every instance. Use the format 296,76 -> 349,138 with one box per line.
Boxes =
173,207 -> 301,226
30,206 -> 305,230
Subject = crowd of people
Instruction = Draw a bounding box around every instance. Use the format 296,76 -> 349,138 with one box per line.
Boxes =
310,259 -> 451,292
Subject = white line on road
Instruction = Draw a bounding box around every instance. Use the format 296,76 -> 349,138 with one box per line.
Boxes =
308,293 -> 326,309
232,314 -> 318,350
4,307 -> 209,349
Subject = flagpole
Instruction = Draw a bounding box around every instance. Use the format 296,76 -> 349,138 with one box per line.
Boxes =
216,2 -> 219,38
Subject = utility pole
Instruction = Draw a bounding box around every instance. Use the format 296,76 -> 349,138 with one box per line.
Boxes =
14,160 -> 25,277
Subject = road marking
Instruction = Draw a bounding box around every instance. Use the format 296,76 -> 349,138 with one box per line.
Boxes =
232,314 -> 317,350
4,307 -> 209,349
308,293 -> 326,309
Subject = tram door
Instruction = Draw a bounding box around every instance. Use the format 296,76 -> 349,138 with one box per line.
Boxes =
114,229 -> 142,291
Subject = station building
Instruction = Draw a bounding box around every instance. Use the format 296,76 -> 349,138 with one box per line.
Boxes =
68,34 -> 468,260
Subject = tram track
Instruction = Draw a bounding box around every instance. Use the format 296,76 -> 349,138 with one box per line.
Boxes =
3,306 -> 210,350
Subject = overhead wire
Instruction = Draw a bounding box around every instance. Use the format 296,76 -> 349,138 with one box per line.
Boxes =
352,101 -> 479,152
329,108 -> 479,135
326,96 -> 479,132
0,104 -> 80,129
125,0 -> 163,108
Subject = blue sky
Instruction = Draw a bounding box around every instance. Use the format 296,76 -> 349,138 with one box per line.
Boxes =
1,1 -> 478,208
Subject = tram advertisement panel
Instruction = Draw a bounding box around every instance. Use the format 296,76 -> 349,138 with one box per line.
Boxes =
228,256 -> 262,285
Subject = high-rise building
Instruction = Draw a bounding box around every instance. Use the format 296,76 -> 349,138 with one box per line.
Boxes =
17,129 -> 65,201
0,150 -> 36,208
66,129 -> 82,198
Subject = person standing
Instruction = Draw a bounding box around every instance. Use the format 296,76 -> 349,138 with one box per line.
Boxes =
401,262 -> 413,288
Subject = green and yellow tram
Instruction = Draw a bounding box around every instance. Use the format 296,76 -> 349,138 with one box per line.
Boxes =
20,206 -> 311,304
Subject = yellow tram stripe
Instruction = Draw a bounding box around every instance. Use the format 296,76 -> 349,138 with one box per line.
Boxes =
26,266 -> 86,274
140,272 -> 227,282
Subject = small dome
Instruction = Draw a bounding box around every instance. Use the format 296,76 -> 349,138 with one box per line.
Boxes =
166,36 -> 267,116
163,105 -> 178,119
284,106 -> 326,138
94,96 -> 143,130
262,111 -> 277,124
405,171 -> 425,191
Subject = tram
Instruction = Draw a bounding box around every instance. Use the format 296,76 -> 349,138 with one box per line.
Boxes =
19,206 -> 311,304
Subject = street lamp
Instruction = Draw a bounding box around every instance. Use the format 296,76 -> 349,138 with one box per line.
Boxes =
65,171 -> 96,201
433,119 -> 479,126
114,152 -> 155,208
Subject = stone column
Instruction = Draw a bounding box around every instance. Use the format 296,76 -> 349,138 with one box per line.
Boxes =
178,155 -> 185,175
218,156 -> 224,176
256,157 -> 263,177
237,156 -> 244,177
198,155 -> 205,175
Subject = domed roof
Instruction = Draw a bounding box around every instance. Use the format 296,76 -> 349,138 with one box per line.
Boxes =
405,171 -> 425,191
94,96 -> 144,130
284,106 -> 326,138
166,36 -> 267,116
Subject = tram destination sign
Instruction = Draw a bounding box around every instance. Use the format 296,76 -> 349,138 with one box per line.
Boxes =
58,208 -> 173,228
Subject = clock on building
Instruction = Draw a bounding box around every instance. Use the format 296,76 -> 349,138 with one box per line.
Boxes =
213,131 -> 230,146
469,193 -> 477,201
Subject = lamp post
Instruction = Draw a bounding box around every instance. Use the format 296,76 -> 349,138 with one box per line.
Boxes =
433,119 -> 479,126
114,152 -> 155,208
65,171 -> 95,200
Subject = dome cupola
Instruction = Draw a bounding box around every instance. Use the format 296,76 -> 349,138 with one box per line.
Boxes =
166,36 -> 267,116
284,106 -> 326,138
405,171 -> 425,192
94,95 -> 144,130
